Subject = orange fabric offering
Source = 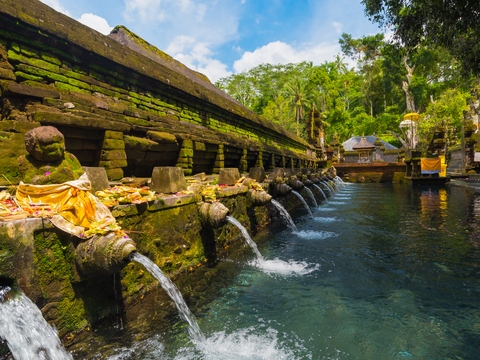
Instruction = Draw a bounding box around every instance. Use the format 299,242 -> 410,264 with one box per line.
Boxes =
420,158 -> 441,174
15,176 -> 97,228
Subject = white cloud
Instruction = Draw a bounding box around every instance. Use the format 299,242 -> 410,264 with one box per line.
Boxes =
38,0 -> 71,16
123,0 -> 165,22
39,1 -> 112,35
233,41 -> 341,73
121,0 -> 243,82
123,0 -> 241,47
77,13 -> 113,35
332,21 -> 343,34
168,38 -> 231,82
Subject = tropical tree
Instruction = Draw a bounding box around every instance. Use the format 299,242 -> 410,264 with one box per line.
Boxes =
261,95 -> 293,133
362,0 -> 480,75
283,76 -> 315,136
215,72 -> 257,107
417,88 -> 470,151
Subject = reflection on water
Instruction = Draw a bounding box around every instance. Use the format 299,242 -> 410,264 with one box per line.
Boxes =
72,183 -> 480,360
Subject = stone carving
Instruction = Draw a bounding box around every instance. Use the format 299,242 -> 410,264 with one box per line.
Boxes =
17,126 -> 84,184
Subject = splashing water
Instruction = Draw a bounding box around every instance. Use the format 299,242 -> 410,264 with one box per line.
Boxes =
131,252 -> 206,344
253,259 -> 319,276
106,327 -> 308,360
303,187 -> 318,207
0,288 -> 73,360
314,216 -> 337,223
334,176 -> 346,187
227,216 -> 265,264
295,229 -> 339,240
270,199 -> 297,232
193,326 -> 307,360
290,190 -> 313,218
0,286 -> 10,302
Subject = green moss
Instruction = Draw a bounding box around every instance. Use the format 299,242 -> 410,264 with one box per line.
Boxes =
102,139 -> 125,150
124,135 -> 157,151
32,231 -> 87,333
41,52 -> 62,66
18,152 -> 83,184
55,82 -> 90,95
14,70 -> 44,82
105,130 -> 124,140
0,240 -> 14,276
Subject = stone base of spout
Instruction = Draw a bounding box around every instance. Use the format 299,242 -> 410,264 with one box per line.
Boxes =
75,232 -> 136,277
288,178 -> 305,191
269,182 -> 292,197
247,189 -> 272,206
198,201 -> 229,229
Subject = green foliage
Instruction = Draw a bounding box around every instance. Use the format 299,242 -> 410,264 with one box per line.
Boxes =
417,88 -> 470,151
362,0 -> 480,75
216,29 -> 476,148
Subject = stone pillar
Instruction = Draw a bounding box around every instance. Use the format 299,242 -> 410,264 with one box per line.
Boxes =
151,166 -> 187,193
255,150 -> 263,168
177,139 -> 194,176
240,148 -> 248,173
100,130 -> 127,180
281,155 -> 286,168
213,143 -> 224,173
269,153 -> 276,171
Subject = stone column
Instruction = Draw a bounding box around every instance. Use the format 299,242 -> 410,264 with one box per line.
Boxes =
255,150 -> 263,168
213,143 -> 224,173
100,130 -> 127,180
176,139 -> 194,176
269,153 -> 276,171
240,148 -> 248,173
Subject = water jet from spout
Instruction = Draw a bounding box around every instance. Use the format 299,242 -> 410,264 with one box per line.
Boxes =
291,190 -> 313,218
270,199 -> 297,232
312,183 -> 328,202
226,216 -> 265,264
0,287 -> 73,360
303,187 -> 318,207
130,253 -> 206,344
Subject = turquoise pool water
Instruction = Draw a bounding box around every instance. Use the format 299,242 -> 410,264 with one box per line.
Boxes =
79,183 -> 480,359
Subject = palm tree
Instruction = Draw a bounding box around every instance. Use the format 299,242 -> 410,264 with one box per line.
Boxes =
284,76 -> 314,136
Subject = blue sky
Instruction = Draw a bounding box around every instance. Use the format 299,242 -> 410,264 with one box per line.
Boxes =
39,0 -> 385,83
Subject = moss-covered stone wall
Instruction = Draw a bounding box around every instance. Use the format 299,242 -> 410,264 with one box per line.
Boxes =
0,185 -> 274,341
0,0 -> 316,185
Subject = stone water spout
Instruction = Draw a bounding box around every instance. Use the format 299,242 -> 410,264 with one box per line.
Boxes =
269,181 -> 292,198
198,201 -> 230,229
75,232 -> 137,276
247,188 -> 272,206
288,176 -> 305,191
303,178 -> 313,187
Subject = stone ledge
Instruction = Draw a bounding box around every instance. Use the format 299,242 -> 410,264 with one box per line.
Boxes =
216,185 -> 248,198
147,193 -> 199,212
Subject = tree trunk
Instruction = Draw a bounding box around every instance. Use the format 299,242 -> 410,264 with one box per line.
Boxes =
402,55 -> 416,112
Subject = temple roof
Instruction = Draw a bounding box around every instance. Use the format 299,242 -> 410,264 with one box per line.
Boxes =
343,135 -> 398,151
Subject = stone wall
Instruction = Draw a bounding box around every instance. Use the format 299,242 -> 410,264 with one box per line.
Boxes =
0,187 -> 272,339
0,0 -> 316,185
335,163 -> 406,183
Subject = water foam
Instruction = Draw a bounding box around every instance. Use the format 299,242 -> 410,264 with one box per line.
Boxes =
252,259 -> 319,276
190,326 -> 308,360
295,230 -> 339,240
314,216 -> 338,223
